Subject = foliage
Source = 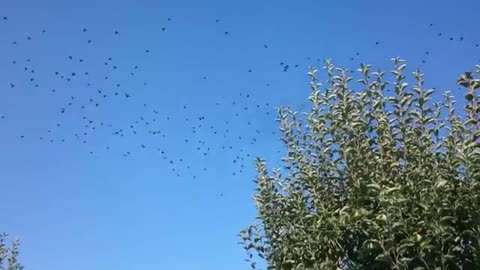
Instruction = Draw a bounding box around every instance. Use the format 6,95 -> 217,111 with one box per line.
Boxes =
0,233 -> 23,270
240,59 -> 480,270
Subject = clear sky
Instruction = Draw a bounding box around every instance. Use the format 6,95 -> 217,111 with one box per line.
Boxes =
0,0 -> 478,269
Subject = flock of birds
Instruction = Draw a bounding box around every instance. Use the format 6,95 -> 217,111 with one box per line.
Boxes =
0,14 -> 479,186
0,15 -> 291,182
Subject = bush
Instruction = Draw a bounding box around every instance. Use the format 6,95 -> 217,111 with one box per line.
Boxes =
240,58 -> 480,270
0,233 -> 23,270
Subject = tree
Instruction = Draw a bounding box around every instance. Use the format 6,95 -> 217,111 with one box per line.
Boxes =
240,58 -> 480,270
0,233 -> 23,270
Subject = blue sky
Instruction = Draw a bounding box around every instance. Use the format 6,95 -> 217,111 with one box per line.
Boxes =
0,0 -> 478,269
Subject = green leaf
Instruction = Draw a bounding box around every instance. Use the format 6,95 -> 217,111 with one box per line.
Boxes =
435,180 -> 448,189
375,252 -> 391,263
385,186 -> 401,195
367,183 -> 381,191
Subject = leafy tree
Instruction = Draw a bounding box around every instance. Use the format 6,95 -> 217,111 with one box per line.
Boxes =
240,59 -> 480,270
0,233 -> 23,270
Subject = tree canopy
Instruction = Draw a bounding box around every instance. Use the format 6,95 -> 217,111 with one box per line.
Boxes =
240,59 -> 480,270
